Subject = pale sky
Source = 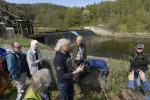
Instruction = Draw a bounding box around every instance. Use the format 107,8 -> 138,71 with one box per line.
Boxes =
6,0 -> 115,7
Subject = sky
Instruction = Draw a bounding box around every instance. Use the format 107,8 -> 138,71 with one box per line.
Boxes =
6,0 -> 115,7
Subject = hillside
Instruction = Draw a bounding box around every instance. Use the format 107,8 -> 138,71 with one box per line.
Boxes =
0,0 -> 150,33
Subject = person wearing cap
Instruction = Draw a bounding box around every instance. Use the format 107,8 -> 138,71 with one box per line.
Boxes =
130,44 -> 149,88
130,44 -> 149,72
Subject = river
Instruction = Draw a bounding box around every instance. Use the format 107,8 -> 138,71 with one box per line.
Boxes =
86,36 -> 150,60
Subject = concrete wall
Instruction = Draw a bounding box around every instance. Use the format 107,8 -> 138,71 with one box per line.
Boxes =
84,26 -> 112,35
0,22 -> 15,38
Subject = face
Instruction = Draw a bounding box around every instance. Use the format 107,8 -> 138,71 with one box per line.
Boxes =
136,48 -> 143,53
76,36 -> 84,46
12,43 -> 22,53
61,42 -> 70,53
34,43 -> 39,50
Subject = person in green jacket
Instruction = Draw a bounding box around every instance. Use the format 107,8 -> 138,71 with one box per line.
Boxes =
70,35 -> 87,96
23,68 -> 51,100
70,35 -> 87,66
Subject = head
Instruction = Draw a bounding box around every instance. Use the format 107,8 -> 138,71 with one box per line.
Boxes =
30,40 -> 39,50
11,42 -> 22,53
76,35 -> 84,46
55,38 -> 70,53
31,68 -> 51,92
119,89 -> 144,100
136,44 -> 144,53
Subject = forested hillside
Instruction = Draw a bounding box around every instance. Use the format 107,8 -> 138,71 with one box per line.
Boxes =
1,0 -> 150,32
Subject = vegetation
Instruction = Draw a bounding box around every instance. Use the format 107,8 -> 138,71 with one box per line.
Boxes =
0,37 -> 51,49
1,0 -> 150,33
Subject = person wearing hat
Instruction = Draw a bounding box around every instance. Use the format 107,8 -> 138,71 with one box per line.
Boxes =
130,44 -> 149,72
130,44 -> 149,88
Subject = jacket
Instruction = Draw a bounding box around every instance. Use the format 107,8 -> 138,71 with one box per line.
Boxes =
26,49 -> 42,75
54,51 -> 73,83
6,50 -> 27,80
23,88 -> 42,100
130,52 -> 149,72
70,43 -> 87,64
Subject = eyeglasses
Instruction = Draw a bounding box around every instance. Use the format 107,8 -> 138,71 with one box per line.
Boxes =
137,48 -> 143,50
14,46 -> 22,49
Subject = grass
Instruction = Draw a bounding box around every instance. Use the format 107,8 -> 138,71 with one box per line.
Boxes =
0,37 -> 52,50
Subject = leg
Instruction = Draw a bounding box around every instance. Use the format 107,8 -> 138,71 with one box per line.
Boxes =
57,83 -> 67,100
67,82 -> 74,100
15,73 -> 27,100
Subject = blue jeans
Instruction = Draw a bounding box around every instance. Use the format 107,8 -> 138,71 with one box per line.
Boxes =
57,82 -> 74,100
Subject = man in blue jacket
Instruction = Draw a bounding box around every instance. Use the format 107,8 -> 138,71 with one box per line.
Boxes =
6,42 -> 28,100
128,70 -> 150,100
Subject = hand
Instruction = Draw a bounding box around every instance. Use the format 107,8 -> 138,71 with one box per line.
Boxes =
73,64 -> 84,75
139,70 -> 146,81
39,59 -> 44,62
128,70 -> 134,81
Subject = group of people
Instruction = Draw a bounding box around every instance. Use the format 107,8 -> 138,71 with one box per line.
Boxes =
0,35 -> 87,100
1,35 -> 150,100
5,40 -> 51,100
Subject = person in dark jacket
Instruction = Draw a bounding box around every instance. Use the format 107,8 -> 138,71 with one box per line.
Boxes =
6,42 -> 28,100
130,44 -> 149,72
54,39 -> 84,100
130,44 -> 149,87
128,70 -> 150,100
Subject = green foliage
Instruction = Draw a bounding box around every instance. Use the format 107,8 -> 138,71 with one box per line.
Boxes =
1,0 -> 150,32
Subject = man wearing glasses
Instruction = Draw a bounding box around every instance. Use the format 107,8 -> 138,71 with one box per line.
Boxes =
6,42 -> 28,100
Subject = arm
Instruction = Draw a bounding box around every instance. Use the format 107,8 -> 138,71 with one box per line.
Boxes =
6,54 -> 19,79
26,52 -> 41,67
142,81 -> 150,92
128,71 -> 136,89
128,80 -> 136,89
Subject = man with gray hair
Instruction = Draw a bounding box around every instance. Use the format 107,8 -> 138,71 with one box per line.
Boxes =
54,38 -> 84,100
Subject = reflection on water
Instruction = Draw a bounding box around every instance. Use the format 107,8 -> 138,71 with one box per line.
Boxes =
86,36 -> 150,60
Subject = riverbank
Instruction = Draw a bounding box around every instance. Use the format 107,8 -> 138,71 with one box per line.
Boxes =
96,32 -> 150,39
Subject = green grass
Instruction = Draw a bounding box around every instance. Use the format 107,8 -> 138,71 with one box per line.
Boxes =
1,37 -> 52,50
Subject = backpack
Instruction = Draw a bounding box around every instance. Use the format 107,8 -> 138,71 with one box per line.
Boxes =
0,48 -> 9,73
0,50 -> 31,79
87,59 -> 109,77
87,59 -> 108,69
